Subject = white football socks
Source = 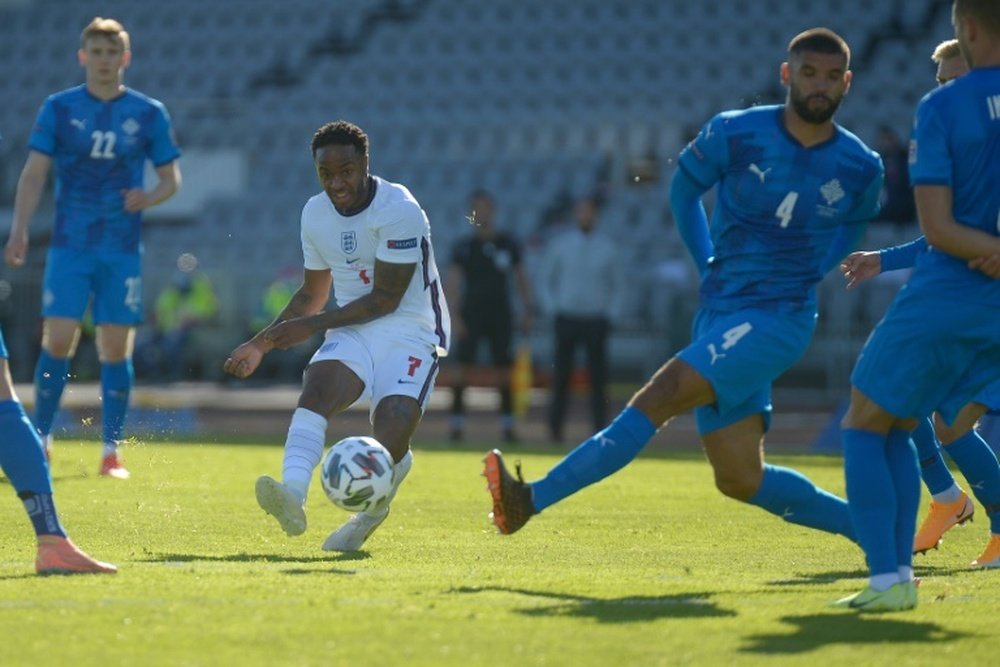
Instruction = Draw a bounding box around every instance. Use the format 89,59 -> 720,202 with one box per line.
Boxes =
282,408 -> 327,503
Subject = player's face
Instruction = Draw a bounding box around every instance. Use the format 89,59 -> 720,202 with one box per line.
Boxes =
78,36 -> 129,86
784,51 -> 850,124
937,54 -> 969,85
314,144 -> 369,213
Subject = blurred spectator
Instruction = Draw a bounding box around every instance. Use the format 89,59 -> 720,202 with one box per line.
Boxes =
875,125 -> 916,225
445,189 -> 534,442
538,195 -> 623,442
137,270 -> 217,381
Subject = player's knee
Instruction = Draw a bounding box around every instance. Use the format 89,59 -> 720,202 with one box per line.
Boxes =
713,470 -> 759,501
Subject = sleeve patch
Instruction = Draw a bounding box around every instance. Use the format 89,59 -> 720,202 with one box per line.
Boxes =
387,237 -> 418,249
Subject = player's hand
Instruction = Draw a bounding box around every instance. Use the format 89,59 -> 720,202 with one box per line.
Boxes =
969,253 -> 1000,279
264,318 -> 315,349
122,188 -> 150,212
4,234 -> 28,268
840,251 -> 881,289
223,341 -> 265,379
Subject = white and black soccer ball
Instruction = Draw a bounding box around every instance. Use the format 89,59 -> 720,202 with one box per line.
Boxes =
320,436 -> 395,513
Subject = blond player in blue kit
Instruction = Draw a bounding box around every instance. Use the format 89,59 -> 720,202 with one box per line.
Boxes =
839,0 -> 1000,612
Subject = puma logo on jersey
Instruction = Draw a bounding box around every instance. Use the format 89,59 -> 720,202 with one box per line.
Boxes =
748,163 -> 771,183
707,343 -> 726,365
70,118 -> 87,130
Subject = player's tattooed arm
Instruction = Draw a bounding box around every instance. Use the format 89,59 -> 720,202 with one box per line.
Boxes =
264,260 -> 416,349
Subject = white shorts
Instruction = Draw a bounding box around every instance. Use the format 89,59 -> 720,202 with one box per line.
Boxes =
308,326 -> 440,419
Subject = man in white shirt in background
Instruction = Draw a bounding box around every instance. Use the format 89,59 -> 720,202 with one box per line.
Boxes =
539,195 -> 623,443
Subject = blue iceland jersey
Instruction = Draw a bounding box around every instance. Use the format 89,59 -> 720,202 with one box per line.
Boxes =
29,85 -> 181,253
678,105 -> 883,312
908,67 -> 1000,303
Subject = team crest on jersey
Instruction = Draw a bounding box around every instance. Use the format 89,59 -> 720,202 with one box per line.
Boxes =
121,118 -> 140,136
820,179 -> 845,206
341,231 -> 357,254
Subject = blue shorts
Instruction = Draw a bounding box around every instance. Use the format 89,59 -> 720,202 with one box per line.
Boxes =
852,285 -> 1000,425
677,307 -> 817,435
0,324 -> 7,359
42,247 -> 143,325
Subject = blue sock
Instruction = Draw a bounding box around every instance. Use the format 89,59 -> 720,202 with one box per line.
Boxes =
747,464 -> 855,540
842,428 -> 898,577
33,350 -> 70,437
885,429 -> 920,571
531,406 -> 656,512
946,430 -> 1000,534
0,400 -> 52,494
913,416 -> 955,495
101,360 -> 133,447
22,492 -> 67,537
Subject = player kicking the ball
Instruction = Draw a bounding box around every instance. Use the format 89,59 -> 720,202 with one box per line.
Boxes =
224,121 -> 450,551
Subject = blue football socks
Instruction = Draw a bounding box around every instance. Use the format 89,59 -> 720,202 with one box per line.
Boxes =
101,360 -> 133,448
843,428 -> 898,577
531,406 -> 656,512
885,429 -> 920,572
946,429 -> 1000,533
912,416 -> 958,499
0,400 -> 52,494
0,400 -> 65,538
33,350 -> 70,437
748,464 -> 855,540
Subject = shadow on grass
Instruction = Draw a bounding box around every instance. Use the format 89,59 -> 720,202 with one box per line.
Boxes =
741,613 -> 975,654
138,551 -> 370,574
766,569 -> 866,586
452,585 -> 736,623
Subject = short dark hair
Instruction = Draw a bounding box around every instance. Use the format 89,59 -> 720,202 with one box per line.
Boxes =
311,120 -> 368,157
954,0 -> 1000,36
788,28 -> 851,68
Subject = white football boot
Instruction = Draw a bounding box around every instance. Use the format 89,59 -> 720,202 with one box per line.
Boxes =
323,450 -> 412,551
255,475 -> 307,536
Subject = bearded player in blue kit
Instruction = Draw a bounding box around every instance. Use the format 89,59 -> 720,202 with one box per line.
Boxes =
839,0 -> 1000,612
485,28 -> 883,559
4,17 -> 181,479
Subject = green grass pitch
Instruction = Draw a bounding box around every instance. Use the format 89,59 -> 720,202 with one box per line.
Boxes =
1,438 -> 996,666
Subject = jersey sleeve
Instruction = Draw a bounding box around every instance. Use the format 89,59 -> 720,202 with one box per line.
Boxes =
148,102 -> 181,166
676,113 -> 730,189
908,98 -> 950,187
843,161 -> 884,225
375,202 -> 424,264
27,97 -> 57,156
880,236 -> 928,272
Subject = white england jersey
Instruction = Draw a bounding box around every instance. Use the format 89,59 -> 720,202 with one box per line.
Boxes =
300,176 -> 450,355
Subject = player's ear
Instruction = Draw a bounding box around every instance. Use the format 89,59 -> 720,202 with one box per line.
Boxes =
121,50 -> 132,69
779,61 -> 791,86
843,69 -> 853,93
78,48 -> 87,67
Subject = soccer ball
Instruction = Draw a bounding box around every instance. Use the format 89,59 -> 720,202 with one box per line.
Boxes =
320,436 -> 395,513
